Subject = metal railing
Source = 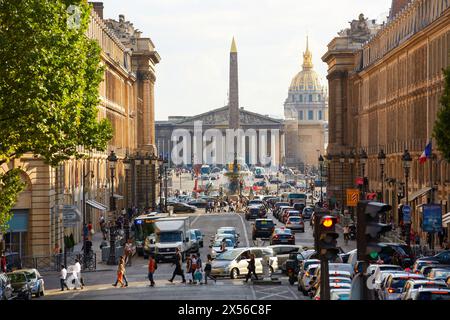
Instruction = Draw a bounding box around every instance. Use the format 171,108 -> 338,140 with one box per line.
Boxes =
21,252 -> 97,272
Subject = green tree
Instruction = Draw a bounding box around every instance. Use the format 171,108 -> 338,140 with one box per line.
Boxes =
434,67 -> 450,161
0,1 -> 113,231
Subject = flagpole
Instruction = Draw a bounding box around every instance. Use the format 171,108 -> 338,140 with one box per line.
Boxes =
429,139 -> 434,252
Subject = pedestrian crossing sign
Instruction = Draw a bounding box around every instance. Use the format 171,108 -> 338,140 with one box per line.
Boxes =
346,189 -> 360,207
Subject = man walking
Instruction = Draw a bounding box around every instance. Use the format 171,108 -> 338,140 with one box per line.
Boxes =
204,254 -> 216,284
73,259 -> 84,289
59,265 -> 69,291
245,253 -> 258,283
148,254 -> 157,287
168,248 -> 186,283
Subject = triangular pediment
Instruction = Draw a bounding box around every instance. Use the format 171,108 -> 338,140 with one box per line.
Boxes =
174,106 -> 283,126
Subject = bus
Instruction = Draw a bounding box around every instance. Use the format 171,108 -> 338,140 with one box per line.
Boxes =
281,192 -> 307,205
132,212 -> 168,256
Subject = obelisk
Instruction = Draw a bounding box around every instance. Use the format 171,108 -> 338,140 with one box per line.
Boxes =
229,37 -> 239,130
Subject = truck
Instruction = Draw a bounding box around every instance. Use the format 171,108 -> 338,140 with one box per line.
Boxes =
145,216 -> 193,262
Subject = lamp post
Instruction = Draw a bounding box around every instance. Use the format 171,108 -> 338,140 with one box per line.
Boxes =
402,149 -> 412,248
339,152 -> 346,216
107,150 -> 118,265
123,153 -> 131,210
157,155 -> 164,212
318,154 -> 324,207
348,150 -> 355,222
359,149 -> 368,200
378,149 -> 386,203
144,153 -> 151,209
164,158 -> 169,213
325,154 -> 332,208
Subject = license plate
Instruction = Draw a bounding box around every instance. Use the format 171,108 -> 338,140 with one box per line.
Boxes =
281,239 -> 288,243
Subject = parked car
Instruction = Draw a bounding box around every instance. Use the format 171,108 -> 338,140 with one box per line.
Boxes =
270,227 -> 295,245
7,272 -> 32,300
285,216 -> 305,232
252,219 -> 275,240
0,273 -> 15,300
20,269 -> 45,297
167,201 -> 197,213
210,247 -> 278,279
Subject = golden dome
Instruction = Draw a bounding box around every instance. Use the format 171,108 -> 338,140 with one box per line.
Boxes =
289,37 -> 322,92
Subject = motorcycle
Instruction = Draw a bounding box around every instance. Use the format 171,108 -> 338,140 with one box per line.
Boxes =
287,268 -> 296,285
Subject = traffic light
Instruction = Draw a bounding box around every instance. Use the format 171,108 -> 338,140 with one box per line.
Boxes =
315,215 -> 339,261
357,201 -> 392,261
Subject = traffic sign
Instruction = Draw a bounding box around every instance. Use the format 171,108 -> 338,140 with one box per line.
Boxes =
346,189 -> 360,207
402,205 -> 411,223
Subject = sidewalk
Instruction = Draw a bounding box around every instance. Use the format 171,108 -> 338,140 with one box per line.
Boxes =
73,231 -> 113,272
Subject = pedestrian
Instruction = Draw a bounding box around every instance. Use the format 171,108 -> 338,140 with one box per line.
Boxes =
148,254 -> 157,287
185,254 -> 192,284
191,254 -> 198,284
245,253 -> 258,283
114,257 -> 126,288
60,265 -> 69,291
124,239 -> 133,266
1,251 -> 7,273
73,259 -> 84,289
168,248 -> 186,283
343,225 -> 350,245
204,254 -> 216,284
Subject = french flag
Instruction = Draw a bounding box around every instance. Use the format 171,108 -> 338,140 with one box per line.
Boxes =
419,141 -> 432,164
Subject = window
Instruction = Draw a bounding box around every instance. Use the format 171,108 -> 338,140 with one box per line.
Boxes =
308,110 -> 314,120
299,95 -> 303,102
318,110 -> 323,120
309,94 -> 313,102
298,110 -> 304,120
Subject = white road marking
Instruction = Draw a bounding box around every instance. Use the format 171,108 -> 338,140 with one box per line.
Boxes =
191,212 -> 202,225
258,291 -> 291,300
237,213 -> 250,247
250,284 -> 257,300
286,284 -> 300,299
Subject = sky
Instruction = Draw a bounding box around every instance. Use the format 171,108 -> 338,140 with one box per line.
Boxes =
102,0 -> 392,120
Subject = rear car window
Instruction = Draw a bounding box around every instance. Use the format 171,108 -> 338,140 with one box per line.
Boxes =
256,220 -> 274,227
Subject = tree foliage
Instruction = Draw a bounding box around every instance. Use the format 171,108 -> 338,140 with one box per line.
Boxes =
0,169 -> 25,234
0,0 -> 113,230
434,67 -> 450,162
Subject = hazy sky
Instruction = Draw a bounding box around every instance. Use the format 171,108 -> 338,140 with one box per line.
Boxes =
102,0 -> 391,120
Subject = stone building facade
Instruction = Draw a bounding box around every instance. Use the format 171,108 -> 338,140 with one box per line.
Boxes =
284,38 -> 328,170
0,3 -> 160,257
323,0 -> 450,241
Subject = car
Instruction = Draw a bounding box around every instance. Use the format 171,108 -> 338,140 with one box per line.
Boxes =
419,264 -> 450,278
192,229 -> 204,248
427,268 -> 450,281
379,272 -> 425,300
372,270 -> 407,295
292,203 -> 306,213
367,264 -> 403,276
188,229 -> 200,253
268,245 -> 303,273
298,262 -> 320,294
0,273 -> 15,300
311,282 -> 352,300
19,269 -> 45,298
7,272 -> 32,300
302,206 -> 314,219
329,276 -> 352,285
283,249 -> 316,277
408,287 -> 450,300
282,210 -> 301,224
248,199 -> 265,207
245,206 -> 264,220
270,227 -> 295,245
279,207 -> 294,222
330,288 -> 351,300
253,181 -> 267,188
167,201 -> 197,213
216,227 -> 239,243
210,247 -> 278,279
252,219 -> 275,240
210,238 -> 235,259
401,279 -> 448,300
286,216 -> 305,232
420,250 -> 450,265
412,259 -> 437,274
213,233 -> 237,248
188,199 -> 208,208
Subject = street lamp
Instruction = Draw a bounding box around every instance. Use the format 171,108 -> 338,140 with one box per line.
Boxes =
123,153 -> 131,209
348,150 -> 356,221
325,153 -> 332,208
402,149 -> 412,247
339,152 -> 346,216
378,149 -> 386,202
157,155 -> 164,212
144,153 -> 151,209
107,150 -> 118,265
359,149 -> 368,199
318,154 -> 324,207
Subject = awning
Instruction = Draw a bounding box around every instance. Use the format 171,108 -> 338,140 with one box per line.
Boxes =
113,194 -> 124,200
86,199 -> 108,211
443,212 -> 450,226
402,187 -> 432,202
62,205 -> 82,227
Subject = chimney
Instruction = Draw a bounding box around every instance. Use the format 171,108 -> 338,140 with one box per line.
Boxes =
91,2 -> 104,20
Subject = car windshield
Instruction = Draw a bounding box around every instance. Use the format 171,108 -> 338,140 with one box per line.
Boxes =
275,229 -> 292,235
215,250 -> 242,261
433,270 -> 450,278
218,229 -> 235,236
304,260 -> 320,269
213,239 -> 233,247
413,282 -> 447,289
417,292 -> 450,300
24,271 -> 37,280
8,273 -> 27,283
288,217 -> 301,222
194,230 -> 202,238
391,278 -> 409,288
159,231 -> 182,243
256,220 -> 274,227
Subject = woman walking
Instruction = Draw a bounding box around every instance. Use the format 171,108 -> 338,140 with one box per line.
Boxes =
204,254 -> 216,284
114,256 -> 126,288
245,253 -> 258,283
185,254 -> 193,284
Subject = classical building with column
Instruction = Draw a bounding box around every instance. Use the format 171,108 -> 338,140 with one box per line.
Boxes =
284,37 -> 328,170
323,0 -> 450,242
0,3 -> 160,257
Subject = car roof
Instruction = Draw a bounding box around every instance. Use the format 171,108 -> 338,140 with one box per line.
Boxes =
217,227 -> 235,230
406,279 -> 446,285
255,218 -> 273,222
417,287 -> 450,293
388,272 -> 425,279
